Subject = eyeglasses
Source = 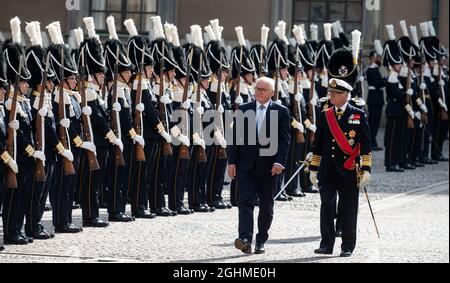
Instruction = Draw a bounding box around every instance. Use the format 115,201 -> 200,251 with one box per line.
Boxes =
255,87 -> 272,93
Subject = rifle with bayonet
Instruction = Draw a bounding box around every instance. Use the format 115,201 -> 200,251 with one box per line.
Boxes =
158,41 -> 173,156
292,50 -> 305,144
133,46 -> 146,161
111,47 -> 125,166
234,46 -> 244,111
178,50 -> 193,160
194,52 -> 207,163
215,52 -> 227,159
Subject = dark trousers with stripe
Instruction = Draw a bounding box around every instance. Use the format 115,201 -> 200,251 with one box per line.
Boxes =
167,145 -> 189,210
50,148 -> 81,226
187,145 -> 211,207
400,119 -> 414,166
107,144 -> 132,214
2,158 -> 35,239
81,146 -> 108,221
27,156 -> 56,233
409,119 -> 423,164
129,138 -> 155,213
384,117 -> 404,167
284,131 -> 305,194
148,141 -> 168,210
368,104 -> 383,148
206,145 -> 228,204
318,177 -> 359,252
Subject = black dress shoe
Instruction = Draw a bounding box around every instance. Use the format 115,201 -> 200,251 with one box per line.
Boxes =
191,205 -> 209,213
421,158 -> 438,165
401,163 -> 416,170
412,161 -> 425,168
29,230 -> 53,240
340,250 -> 352,257
132,210 -> 156,219
205,204 -> 215,212
224,202 -> 233,209
234,238 -> 251,254
109,212 -> 135,222
303,186 -> 320,194
433,156 -> 449,162
209,201 -> 227,209
72,203 -> 81,209
44,204 -> 52,211
83,218 -> 110,227
3,235 -> 28,245
55,223 -> 83,233
286,189 -> 306,197
254,243 -> 265,254
176,206 -> 192,215
0,245 -> 4,251
153,208 -> 173,217
386,165 -> 405,172
314,247 -> 333,255
21,234 -> 33,243
275,194 -> 289,201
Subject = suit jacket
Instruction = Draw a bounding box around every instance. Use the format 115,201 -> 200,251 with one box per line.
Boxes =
228,100 -> 291,173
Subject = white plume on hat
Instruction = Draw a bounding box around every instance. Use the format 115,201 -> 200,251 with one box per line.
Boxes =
409,26 -> 420,47
46,22 -> 64,45
170,25 -> 181,47
152,16 -> 165,39
399,20 -> 409,37
10,17 -> 22,44
385,25 -> 396,41
420,22 -> 429,37
324,23 -> 332,41
26,21 -> 42,47
374,39 -> 383,56
292,25 -> 305,45
310,24 -> 318,41
427,21 -> 436,37
106,15 -> 119,40
191,25 -> 204,49
210,19 -> 222,41
336,20 -> 344,33
73,27 -> 84,48
124,18 -> 138,37
261,25 -> 270,48
205,25 -> 217,41
235,26 -> 246,47
300,24 -> 307,40
274,21 -> 289,44
351,29 -> 361,64
332,22 -> 340,38
164,22 -> 174,43
83,17 -> 97,39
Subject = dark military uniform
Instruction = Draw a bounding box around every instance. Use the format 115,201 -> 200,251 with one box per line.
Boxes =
366,62 -> 386,149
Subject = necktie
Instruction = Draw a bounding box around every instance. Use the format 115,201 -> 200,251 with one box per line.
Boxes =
256,105 -> 266,133
336,108 -> 344,120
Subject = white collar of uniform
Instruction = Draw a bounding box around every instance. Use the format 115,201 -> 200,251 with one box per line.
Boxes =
132,78 -> 150,91
370,63 -> 378,68
335,102 -> 348,113
388,70 -> 399,83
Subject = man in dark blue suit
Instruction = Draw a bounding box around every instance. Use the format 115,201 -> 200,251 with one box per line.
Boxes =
228,77 -> 290,254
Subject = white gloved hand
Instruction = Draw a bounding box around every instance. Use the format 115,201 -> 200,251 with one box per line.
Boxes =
5,99 -> 12,111
406,88 -> 414,96
133,135 -> 145,147
9,120 -> 19,131
182,99 -> 192,110
38,107 -> 48,117
60,149 -> 74,162
112,102 -> 121,112
439,80 -> 445,87
7,158 -> 18,174
80,141 -> 96,153
235,96 -> 244,105
196,106 -> 205,115
136,103 -> 145,112
309,171 -> 318,187
33,150 -> 46,162
178,134 -> 190,147
295,93 -> 302,102
60,118 -> 71,129
194,137 -> 206,149
160,131 -> 172,144
438,98 -> 448,111
310,97 -> 317,107
415,111 -> 422,120
359,76 -> 365,82
218,136 -> 227,148
360,171 -> 371,188
160,95 -> 172,105
218,105 -> 225,114
420,83 -> 427,90
307,124 -> 317,133
297,123 -> 305,133
112,138 -> 124,151
82,106 -> 92,116
419,104 -> 428,113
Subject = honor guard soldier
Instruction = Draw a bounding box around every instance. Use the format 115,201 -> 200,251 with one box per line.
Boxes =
307,24 -> 319,61
382,25 -> 407,172
24,21 -> 59,239
250,25 -> 270,79
149,16 -> 180,216
366,40 -> 386,151
397,20 -> 422,170
267,21 -> 293,202
77,17 -> 115,228
186,25 -> 215,213
2,17 -> 40,245
124,19 -> 173,218
295,24 -> 320,194
104,16 -> 138,222
311,30 -> 372,257
229,26 -> 256,206
204,20 -> 232,210
164,22 -> 195,215
1,43 -> 20,249
315,23 -> 334,101
425,21 -> 449,162
331,21 -> 350,50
